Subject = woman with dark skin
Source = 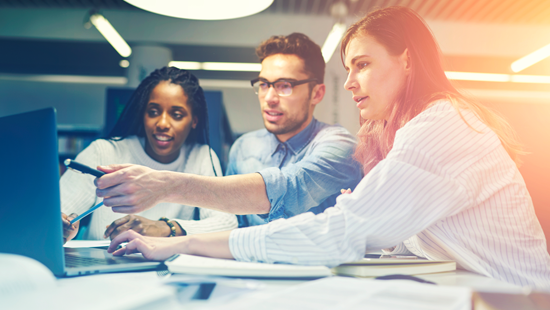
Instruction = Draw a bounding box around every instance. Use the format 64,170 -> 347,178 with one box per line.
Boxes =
61,67 -> 237,243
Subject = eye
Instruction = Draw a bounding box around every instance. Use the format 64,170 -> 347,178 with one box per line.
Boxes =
146,108 -> 159,117
357,62 -> 369,69
172,111 -> 185,120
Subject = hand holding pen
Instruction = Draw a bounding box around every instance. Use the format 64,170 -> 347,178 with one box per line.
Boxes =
63,159 -> 106,224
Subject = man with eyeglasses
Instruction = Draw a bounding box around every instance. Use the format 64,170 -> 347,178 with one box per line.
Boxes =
94,33 -> 362,233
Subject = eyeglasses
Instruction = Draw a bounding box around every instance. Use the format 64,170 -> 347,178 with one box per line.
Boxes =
250,78 -> 318,97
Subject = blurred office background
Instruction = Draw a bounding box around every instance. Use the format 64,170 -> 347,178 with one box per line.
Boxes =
1,0 -> 550,251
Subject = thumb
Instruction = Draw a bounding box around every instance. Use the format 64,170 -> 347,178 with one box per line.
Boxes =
97,163 -> 133,174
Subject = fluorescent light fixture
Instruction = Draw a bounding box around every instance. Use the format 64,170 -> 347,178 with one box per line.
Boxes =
511,74 -> 550,84
170,61 -> 202,70
511,43 -> 550,73
90,14 -> 132,58
445,71 -> 550,84
202,62 -> 261,71
199,79 -> 251,89
124,0 -> 273,20
445,71 -> 510,82
169,61 -> 261,72
321,23 -> 347,63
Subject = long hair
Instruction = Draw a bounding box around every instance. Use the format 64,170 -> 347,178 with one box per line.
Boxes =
108,66 -> 217,175
341,6 -> 523,174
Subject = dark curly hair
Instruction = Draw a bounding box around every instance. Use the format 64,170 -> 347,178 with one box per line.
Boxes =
108,66 -> 217,175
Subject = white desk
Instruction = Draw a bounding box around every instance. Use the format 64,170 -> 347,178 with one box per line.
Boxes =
146,269 -> 524,310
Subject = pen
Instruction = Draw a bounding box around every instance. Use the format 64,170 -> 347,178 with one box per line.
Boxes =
70,201 -> 104,224
64,159 -> 105,178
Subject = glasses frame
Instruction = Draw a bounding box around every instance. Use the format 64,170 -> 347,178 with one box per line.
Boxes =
250,77 -> 318,97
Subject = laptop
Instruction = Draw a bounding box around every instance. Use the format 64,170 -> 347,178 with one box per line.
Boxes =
0,108 -> 162,277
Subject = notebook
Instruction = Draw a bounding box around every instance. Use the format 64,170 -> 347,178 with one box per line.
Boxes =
0,108 -> 162,277
332,257 -> 456,277
165,254 -> 332,278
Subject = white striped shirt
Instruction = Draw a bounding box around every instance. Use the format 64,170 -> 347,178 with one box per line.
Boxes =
229,101 -> 550,289
61,136 -> 237,239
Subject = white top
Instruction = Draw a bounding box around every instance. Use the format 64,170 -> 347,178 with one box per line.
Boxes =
229,101 -> 550,290
61,136 -> 237,239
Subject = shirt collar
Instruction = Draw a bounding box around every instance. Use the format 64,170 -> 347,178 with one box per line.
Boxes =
269,118 -> 318,156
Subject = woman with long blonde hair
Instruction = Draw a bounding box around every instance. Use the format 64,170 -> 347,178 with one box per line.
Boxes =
105,7 -> 550,289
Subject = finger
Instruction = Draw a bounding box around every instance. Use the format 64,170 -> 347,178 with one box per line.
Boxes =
112,239 -> 147,257
95,166 -> 132,190
68,213 -> 79,221
104,216 -> 131,238
97,163 -> 133,174
112,205 -> 141,214
107,230 -> 141,253
341,189 -> 345,194
98,188 -> 135,205
109,222 -> 136,240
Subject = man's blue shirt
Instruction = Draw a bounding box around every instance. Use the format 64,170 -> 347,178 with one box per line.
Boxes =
225,118 -> 362,227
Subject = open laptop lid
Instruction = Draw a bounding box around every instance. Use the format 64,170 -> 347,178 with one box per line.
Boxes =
0,108 -> 66,276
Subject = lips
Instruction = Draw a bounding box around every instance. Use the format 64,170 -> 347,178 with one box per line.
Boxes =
153,134 -> 173,148
353,95 -> 368,108
264,110 -> 283,122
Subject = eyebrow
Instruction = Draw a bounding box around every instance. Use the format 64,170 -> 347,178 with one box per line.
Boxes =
146,102 -> 185,110
258,76 -> 299,82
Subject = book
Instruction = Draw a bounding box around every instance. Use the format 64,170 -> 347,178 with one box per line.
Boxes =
165,254 -> 456,279
165,254 -> 332,278
332,257 -> 456,277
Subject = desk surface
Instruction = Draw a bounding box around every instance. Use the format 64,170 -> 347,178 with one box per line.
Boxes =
168,269 -> 524,310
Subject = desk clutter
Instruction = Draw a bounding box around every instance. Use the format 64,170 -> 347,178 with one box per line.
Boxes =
2,252 -> 546,310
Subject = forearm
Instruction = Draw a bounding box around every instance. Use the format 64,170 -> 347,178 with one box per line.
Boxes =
164,172 -> 271,215
185,230 -> 234,259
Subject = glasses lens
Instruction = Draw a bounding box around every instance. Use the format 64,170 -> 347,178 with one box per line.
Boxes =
274,81 -> 292,96
252,81 -> 262,94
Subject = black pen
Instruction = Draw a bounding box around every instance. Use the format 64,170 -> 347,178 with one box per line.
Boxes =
64,159 -> 105,178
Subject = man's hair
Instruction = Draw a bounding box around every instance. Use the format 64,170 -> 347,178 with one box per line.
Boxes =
256,32 -> 325,84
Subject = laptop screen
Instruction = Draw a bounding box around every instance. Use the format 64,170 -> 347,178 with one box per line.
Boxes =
0,108 -> 65,276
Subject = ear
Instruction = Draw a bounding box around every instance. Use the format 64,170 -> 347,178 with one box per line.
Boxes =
310,83 -> 326,107
400,48 -> 412,73
192,116 -> 198,129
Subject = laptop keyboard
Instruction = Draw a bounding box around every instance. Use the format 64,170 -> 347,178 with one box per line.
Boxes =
65,255 -> 113,268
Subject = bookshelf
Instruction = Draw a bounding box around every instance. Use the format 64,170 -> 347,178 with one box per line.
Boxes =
57,125 -> 101,172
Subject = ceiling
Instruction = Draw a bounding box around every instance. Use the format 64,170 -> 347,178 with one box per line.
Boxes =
1,0 -> 550,84
1,0 -> 550,25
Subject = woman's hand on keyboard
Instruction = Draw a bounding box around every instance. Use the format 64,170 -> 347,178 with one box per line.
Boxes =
107,230 -> 183,261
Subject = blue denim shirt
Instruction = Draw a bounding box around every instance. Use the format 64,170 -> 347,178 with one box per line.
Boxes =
226,118 -> 362,227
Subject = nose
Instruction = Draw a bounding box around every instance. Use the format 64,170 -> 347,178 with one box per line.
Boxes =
344,72 -> 356,92
263,84 -> 279,106
156,112 -> 170,131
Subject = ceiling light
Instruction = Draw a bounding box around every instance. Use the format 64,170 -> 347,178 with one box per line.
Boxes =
169,61 -> 261,72
445,71 -> 509,82
511,43 -> 550,73
119,60 -> 130,68
124,0 -> 273,20
321,23 -> 347,63
445,71 -> 550,84
90,14 -> 132,58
